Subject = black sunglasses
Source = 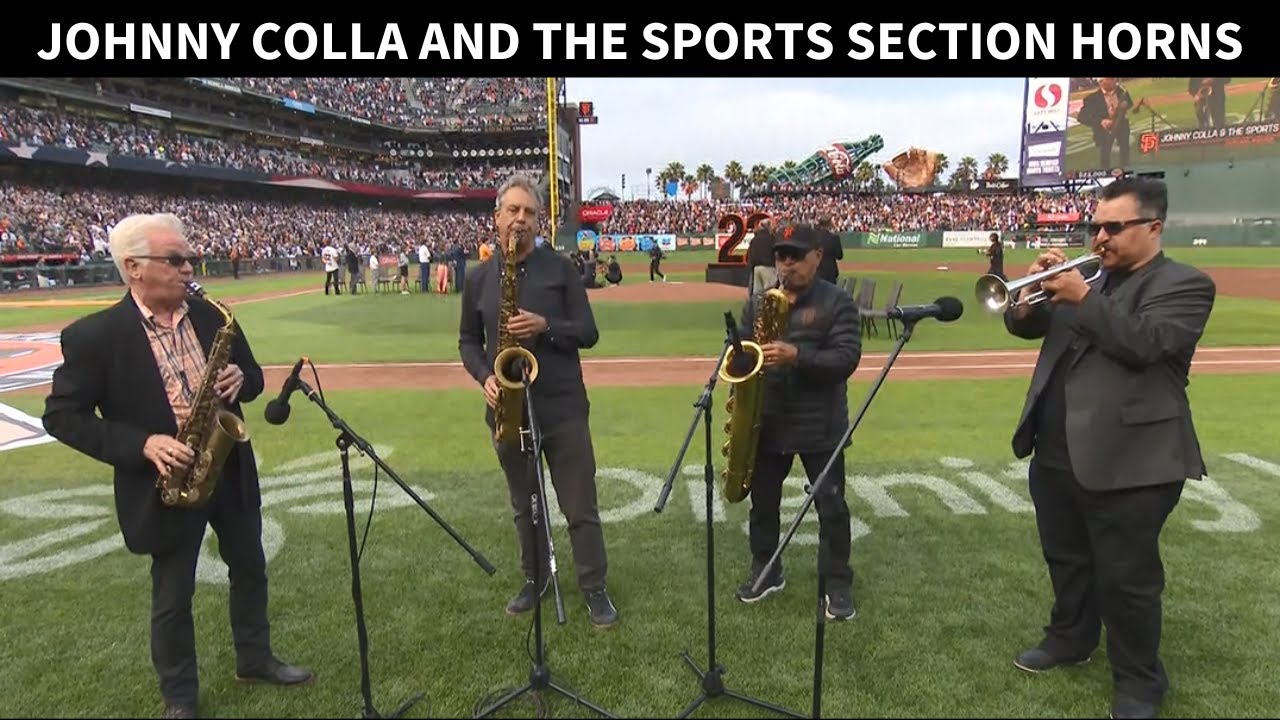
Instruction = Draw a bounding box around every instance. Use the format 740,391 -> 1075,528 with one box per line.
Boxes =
1086,218 -> 1157,236
134,254 -> 198,268
774,247 -> 810,261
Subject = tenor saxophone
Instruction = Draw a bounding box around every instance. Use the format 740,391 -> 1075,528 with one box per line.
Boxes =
158,280 -> 251,509
492,228 -> 540,448
719,287 -> 790,503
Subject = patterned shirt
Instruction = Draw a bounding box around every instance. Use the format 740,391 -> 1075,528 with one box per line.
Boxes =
132,290 -> 208,427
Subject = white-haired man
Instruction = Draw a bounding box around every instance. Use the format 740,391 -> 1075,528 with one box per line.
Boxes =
43,213 -> 312,719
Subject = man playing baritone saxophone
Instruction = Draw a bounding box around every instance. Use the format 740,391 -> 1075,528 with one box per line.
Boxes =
41,214 -> 312,720
458,174 -> 619,628
731,223 -> 861,620
1003,177 -> 1215,720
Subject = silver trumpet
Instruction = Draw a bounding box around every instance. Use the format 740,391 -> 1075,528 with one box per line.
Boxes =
975,251 -> 1105,313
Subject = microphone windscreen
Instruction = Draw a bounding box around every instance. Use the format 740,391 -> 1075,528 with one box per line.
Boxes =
934,296 -> 965,322
263,400 -> 290,425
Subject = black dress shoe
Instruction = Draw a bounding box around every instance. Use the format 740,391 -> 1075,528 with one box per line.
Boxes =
235,657 -> 314,686
161,704 -> 196,719
1110,694 -> 1160,719
1013,646 -> 1091,673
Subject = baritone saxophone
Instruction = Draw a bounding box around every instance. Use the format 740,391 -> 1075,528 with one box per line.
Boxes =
718,288 -> 790,503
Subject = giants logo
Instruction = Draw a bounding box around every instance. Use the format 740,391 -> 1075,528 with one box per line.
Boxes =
1140,133 -> 1160,153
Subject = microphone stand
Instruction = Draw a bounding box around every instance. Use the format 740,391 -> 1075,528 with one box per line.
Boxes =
473,364 -> 615,719
653,326 -> 806,720
750,317 -> 919,719
295,377 -> 497,719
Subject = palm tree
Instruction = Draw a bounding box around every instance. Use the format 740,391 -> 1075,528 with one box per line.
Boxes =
950,155 -> 979,188
723,160 -> 745,199
682,173 -> 698,201
934,153 -> 950,182
854,161 -> 875,190
695,163 -> 716,200
984,153 -> 1009,179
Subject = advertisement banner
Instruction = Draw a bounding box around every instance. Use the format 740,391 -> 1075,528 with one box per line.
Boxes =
577,232 -> 676,253
863,231 -> 926,248
942,231 -> 997,248
1019,77 -> 1070,187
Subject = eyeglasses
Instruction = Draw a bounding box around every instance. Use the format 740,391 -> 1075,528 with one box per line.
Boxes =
133,254 -> 198,268
1086,218 -> 1157,236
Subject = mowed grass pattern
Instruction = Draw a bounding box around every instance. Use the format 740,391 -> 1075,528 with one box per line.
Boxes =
1,374 -> 1277,719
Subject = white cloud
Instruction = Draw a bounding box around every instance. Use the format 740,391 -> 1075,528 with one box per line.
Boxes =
566,77 -> 1026,197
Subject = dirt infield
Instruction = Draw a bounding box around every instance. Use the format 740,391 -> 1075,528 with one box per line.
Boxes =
256,346 -> 1280,392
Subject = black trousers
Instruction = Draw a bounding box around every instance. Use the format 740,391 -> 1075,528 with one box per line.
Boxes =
748,448 -> 854,588
649,258 -> 664,280
324,269 -> 341,294
149,488 -> 272,706
494,419 -> 608,592
1027,459 -> 1185,703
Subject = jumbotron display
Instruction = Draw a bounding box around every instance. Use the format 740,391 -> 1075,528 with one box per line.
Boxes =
1020,77 -> 1280,186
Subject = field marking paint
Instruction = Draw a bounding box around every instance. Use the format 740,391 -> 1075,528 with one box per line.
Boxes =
0,452 -> 1268,584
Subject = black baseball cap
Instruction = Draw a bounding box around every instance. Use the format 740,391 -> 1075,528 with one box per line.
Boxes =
772,224 -> 821,254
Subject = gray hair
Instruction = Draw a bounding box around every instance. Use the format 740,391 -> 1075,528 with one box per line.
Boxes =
109,213 -> 187,280
495,173 -> 543,212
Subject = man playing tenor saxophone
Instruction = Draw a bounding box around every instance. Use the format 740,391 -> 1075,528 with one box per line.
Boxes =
729,224 -> 861,620
458,174 -> 619,629
42,213 -> 312,719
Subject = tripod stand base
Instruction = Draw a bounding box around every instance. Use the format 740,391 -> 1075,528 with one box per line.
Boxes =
675,651 -> 807,719
472,664 -> 616,719
362,691 -> 424,719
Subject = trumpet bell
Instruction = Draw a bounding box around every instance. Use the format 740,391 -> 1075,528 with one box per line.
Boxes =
975,274 -> 1012,313
974,251 -> 1105,313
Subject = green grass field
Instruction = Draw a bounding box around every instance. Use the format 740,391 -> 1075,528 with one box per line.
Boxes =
1064,77 -> 1279,173
1,245 -> 1279,718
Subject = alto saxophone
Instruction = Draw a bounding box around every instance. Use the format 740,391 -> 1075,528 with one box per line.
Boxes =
718,287 -> 790,503
158,280 -> 251,509
492,228 -> 540,448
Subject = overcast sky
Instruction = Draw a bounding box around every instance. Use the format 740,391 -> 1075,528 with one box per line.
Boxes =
564,77 -> 1027,198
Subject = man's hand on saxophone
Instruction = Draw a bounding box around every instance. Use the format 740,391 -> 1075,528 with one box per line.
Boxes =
483,374 -> 500,409
214,363 -> 245,402
143,434 -> 196,478
507,309 -> 548,340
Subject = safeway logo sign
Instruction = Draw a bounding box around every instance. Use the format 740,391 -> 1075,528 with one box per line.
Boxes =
1025,77 -> 1069,135
1033,83 -> 1063,108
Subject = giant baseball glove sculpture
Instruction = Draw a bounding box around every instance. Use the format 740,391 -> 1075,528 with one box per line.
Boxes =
882,147 -> 941,188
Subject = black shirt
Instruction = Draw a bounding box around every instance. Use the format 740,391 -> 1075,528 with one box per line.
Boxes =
459,243 -> 599,430
817,230 -> 843,284
1033,265 -> 1129,470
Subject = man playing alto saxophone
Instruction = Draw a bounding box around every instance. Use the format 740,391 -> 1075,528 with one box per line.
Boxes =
458,174 -> 619,629
731,224 -> 861,620
41,213 -> 312,719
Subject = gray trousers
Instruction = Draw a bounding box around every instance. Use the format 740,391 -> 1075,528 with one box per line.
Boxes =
494,419 -> 608,592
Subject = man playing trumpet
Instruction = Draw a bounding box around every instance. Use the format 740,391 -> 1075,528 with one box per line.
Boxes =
1001,177 -> 1216,719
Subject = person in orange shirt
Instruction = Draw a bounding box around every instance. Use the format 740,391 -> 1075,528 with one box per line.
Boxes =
478,241 -> 493,262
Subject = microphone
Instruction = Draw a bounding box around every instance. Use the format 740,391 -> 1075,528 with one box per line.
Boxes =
888,296 -> 965,323
264,357 -> 306,425
723,311 -> 754,376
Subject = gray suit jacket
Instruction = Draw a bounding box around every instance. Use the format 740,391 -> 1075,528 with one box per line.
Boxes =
1005,252 -> 1216,491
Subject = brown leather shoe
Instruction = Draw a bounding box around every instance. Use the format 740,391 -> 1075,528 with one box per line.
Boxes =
235,657 -> 313,686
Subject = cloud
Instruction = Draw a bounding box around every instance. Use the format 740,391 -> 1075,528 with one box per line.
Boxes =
567,77 -> 1026,195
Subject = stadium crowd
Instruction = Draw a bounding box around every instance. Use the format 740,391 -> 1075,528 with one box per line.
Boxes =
597,191 -> 1097,236
0,101 -> 546,192
213,77 -> 549,130
2,175 -> 1098,262
0,181 -> 496,265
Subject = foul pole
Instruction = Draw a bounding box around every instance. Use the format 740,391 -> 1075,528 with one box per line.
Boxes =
545,77 -> 559,247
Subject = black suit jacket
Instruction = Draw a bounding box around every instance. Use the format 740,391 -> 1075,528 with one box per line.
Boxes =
1005,253 -> 1215,491
42,291 -> 265,556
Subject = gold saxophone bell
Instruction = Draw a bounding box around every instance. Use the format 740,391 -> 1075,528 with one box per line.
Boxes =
975,251 -> 1105,313
494,345 -> 539,390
